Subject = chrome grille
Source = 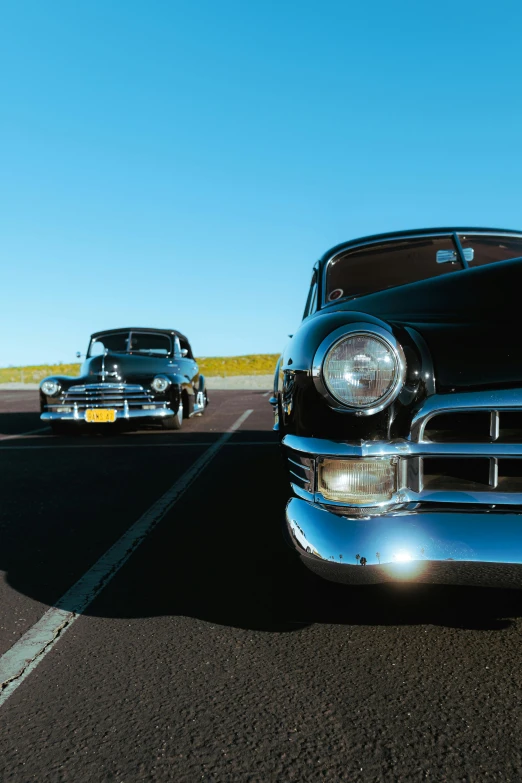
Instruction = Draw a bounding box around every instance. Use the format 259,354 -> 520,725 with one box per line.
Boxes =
47,383 -> 156,410
283,389 -> 522,508
410,393 -> 522,499
423,410 -> 522,444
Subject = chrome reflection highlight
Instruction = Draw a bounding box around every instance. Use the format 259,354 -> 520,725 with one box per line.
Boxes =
285,498 -> 522,587
393,550 -> 413,563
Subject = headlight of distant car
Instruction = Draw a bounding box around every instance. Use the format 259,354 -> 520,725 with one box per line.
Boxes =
151,375 -> 171,393
41,380 -> 61,397
314,325 -> 406,414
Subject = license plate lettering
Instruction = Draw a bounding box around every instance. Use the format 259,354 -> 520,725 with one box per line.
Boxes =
85,409 -> 117,423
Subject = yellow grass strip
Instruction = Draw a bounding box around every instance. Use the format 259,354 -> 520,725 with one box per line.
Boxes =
0,354 -> 280,384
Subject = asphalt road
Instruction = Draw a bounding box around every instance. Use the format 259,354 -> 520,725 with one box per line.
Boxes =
1,391 -> 522,782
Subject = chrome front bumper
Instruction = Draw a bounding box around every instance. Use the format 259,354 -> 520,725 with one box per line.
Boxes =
41,407 -> 175,423
283,390 -> 522,587
286,498 -> 522,587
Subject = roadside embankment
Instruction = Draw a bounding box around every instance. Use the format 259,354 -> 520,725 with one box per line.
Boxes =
0,354 -> 279,386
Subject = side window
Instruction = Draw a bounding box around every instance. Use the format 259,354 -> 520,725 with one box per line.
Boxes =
173,336 -> 182,357
179,337 -> 193,359
309,282 -> 318,314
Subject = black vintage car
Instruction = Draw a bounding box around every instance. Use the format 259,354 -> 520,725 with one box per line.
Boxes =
40,327 -> 207,434
276,228 -> 522,587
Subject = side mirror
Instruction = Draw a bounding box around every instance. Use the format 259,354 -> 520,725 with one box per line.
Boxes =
181,348 -> 189,357
76,351 -> 82,359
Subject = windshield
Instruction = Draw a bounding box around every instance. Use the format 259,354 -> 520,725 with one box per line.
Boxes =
325,233 -> 522,302
459,234 -> 522,266
88,331 -> 172,358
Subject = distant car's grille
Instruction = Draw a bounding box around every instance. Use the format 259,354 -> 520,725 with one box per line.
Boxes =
48,383 -> 156,410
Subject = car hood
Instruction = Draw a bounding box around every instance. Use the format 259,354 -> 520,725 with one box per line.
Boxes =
80,352 -> 178,382
322,255 -> 522,390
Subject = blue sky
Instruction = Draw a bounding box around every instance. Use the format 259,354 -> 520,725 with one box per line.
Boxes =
1,0 -> 521,366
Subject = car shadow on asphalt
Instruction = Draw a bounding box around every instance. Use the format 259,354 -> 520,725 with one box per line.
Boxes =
0,411 -> 43,436
81,438 -> 522,634
2,425 -> 522,634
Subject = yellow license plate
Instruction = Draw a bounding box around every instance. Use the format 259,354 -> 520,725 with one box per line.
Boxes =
85,409 -> 117,423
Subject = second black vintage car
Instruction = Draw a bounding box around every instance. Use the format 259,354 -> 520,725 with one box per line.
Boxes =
40,327 -> 207,434
275,228 -> 522,588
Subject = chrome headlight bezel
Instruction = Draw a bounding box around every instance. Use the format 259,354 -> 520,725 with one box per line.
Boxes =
151,375 -> 171,393
312,323 -> 406,415
40,379 -> 61,397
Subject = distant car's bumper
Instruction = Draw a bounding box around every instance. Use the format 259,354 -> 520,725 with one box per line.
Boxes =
285,497 -> 522,588
41,408 -> 175,423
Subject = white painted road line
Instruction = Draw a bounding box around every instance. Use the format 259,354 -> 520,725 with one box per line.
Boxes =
0,440 -> 276,451
0,427 -> 50,441
0,408 -> 253,707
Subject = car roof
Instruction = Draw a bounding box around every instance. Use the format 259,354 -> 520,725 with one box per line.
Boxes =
90,327 -> 190,343
318,227 -> 522,267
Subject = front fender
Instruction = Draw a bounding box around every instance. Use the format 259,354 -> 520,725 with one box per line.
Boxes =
280,312 -> 436,441
282,310 -> 391,373
39,375 -> 82,410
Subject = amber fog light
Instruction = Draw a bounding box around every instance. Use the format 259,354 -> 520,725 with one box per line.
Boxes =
318,458 -> 397,504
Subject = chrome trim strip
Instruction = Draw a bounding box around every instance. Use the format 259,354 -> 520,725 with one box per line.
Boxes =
290,483 -> 315,501
67,383 -> 146,391
289,468 -> 308,483
283,434 -> 522,458
413,489 -> 522,505
64,393 -> 151,399
48,404 -> 161,410
41,408 -> 175,422
312,485 -> 522,508
288,456 -> 311,471
489,458 -> 499,489
490,411 -> 500,441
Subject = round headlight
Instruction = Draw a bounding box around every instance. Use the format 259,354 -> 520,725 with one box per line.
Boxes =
321,331 -> 405,411
41,380 -> 61,397
151,376 -> 170,393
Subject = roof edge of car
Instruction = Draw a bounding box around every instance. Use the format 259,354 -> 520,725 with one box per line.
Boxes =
90,327 -> 189,342
319,227 -> 522,266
